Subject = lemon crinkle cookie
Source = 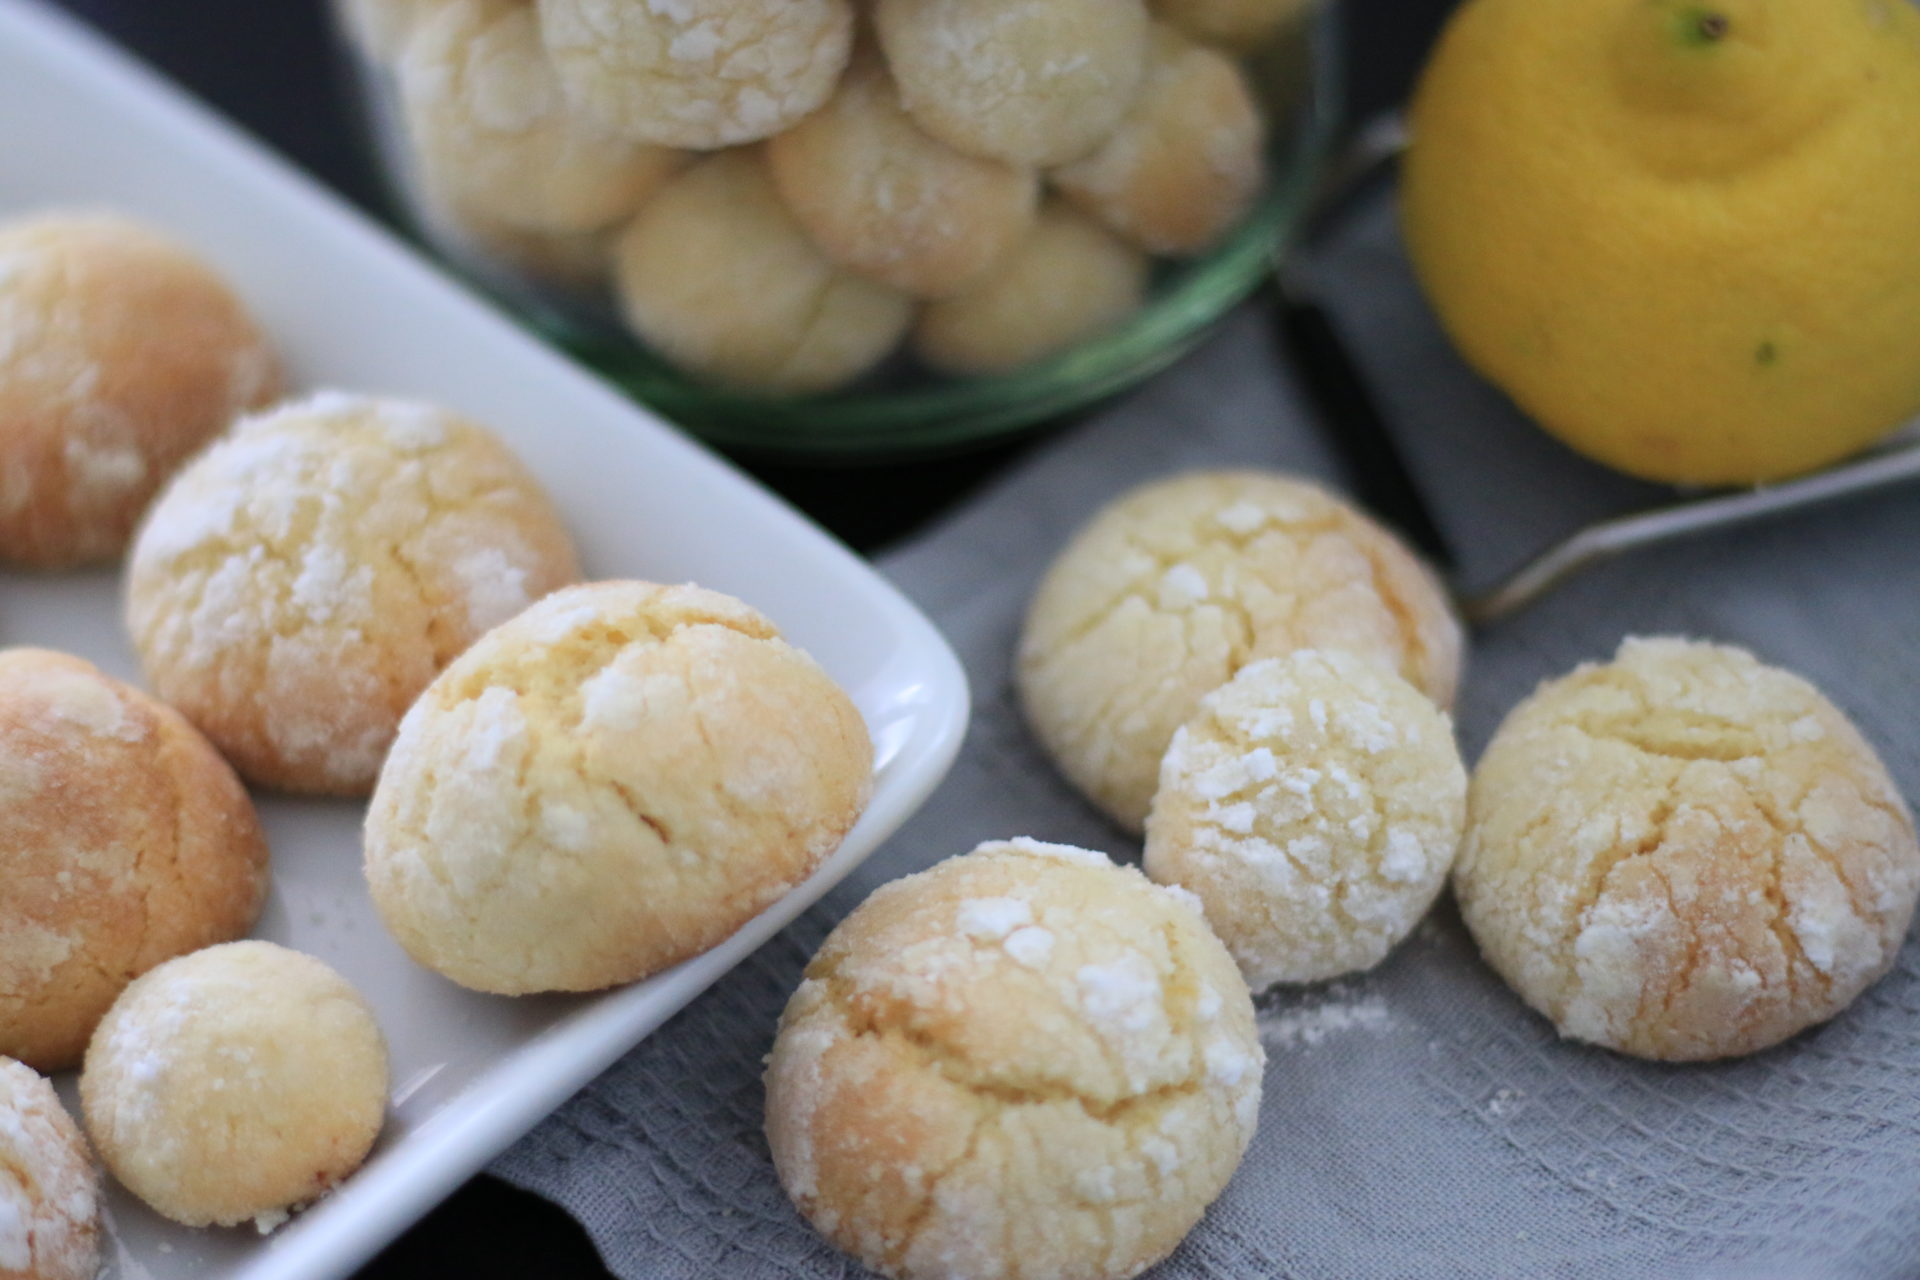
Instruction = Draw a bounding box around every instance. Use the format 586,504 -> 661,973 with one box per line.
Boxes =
1457,637 -> 1920,1061
0,649 -> 267,1073
1018,469 -> 1462,832
80,942 -> 388,1230
766,47 -> 1039,299
874,0 -> 1151,166
125,390 -> 580,796
535,0 -> 854,148
765,837 -> 1262,1280
1146,650 -> 1466,989
399,0 -> 688,236
614,151 -> 912,394
913,201 -> 1147,376
0,1058 -> 99,1280
0,212 -> 279,567
365,580 -> 874,994
1052,24 -> 1266,257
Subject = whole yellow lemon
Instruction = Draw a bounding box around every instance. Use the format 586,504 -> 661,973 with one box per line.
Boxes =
1402,0 -> 1920,486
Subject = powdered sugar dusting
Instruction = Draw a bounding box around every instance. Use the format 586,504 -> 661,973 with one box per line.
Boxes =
1258,987 -> 1392,1049
1076,953 -> 1162,1033
957,896 -> 1032,942
452,546 -> 532,633
1002,926 -> 1054,966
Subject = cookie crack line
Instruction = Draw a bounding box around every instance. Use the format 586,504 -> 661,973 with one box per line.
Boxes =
845,1002 -> 1209,1124
884,1097 -> 990,1274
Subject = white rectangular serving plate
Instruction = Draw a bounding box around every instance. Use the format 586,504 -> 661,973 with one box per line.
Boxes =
0,3 -> 971,1277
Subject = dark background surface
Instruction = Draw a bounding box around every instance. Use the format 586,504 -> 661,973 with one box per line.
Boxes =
33,0 -> 1455,1273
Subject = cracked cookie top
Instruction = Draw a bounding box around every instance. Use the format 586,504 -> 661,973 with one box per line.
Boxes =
0,211 -> 280,568
400,0 -> 689,238
1145,649 -> 1466,990
1456,636 -> 1920,1061
0,1057 -> 98,1280
874,0 -> 1150,166
125,391 -> 581,796
764,837 -> 1261,1280
364,580 -> 873,994
0,649 -> 267,1072
536,0 -> 854,149
1017,469 -> 1463,833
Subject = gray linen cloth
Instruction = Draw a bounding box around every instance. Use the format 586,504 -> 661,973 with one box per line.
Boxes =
491,192 -> 1920,1280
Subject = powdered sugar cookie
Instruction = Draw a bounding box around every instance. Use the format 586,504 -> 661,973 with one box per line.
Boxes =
80,942 -> 388,1230
0,1058 -> 99,1280
874,0 -> 1151,166
1457,637 -> 1920,1061
0,212 -> 279,567
400,0 -> 687,235
767,48 -> 1038,298
365,581 -> 873,994
1018,470 -> 1462,833
0,649 -> 266,1073
614,152 -> 912,393
765,837 -> 1261,1280
126,391 -> 580,796
913,201 -> 1147,375
1053,25 -> 1266,256
536,0 -> 854,148
1146,650 -> 1466,988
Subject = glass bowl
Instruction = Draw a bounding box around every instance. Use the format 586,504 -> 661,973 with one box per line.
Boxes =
335,2 -> 1343,461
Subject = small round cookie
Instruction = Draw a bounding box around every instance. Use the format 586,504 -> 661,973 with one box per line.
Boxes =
614,152 -> 913,395
1145,651 -> 1466,989
126,391 -> 580,796
913,202 -> 1147,376
0,1059 -> 99,1280
767,48 -> 1039,298
365,581 -> 873,994
1018,470 -> 1463,832
0,650 -> 267,1073
400,0 -> 687,236
766,837 -> 1261,1280
875,0 -> 1151,166
80,942 -> 388,1230
0,212 -> 280,567
536,0 -> 854,148
1152,0 -> 1313,53
1457,637 -> 1920,1062
1053,25 -> 1266,256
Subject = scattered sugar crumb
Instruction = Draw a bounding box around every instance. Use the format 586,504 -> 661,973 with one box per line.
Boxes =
1258,987 -> 1392,1049
1486,1087 -> 1525,1119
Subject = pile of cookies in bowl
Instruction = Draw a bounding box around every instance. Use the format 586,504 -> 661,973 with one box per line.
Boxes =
0,207 -> 875,1272
337,0 -> 1311,400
